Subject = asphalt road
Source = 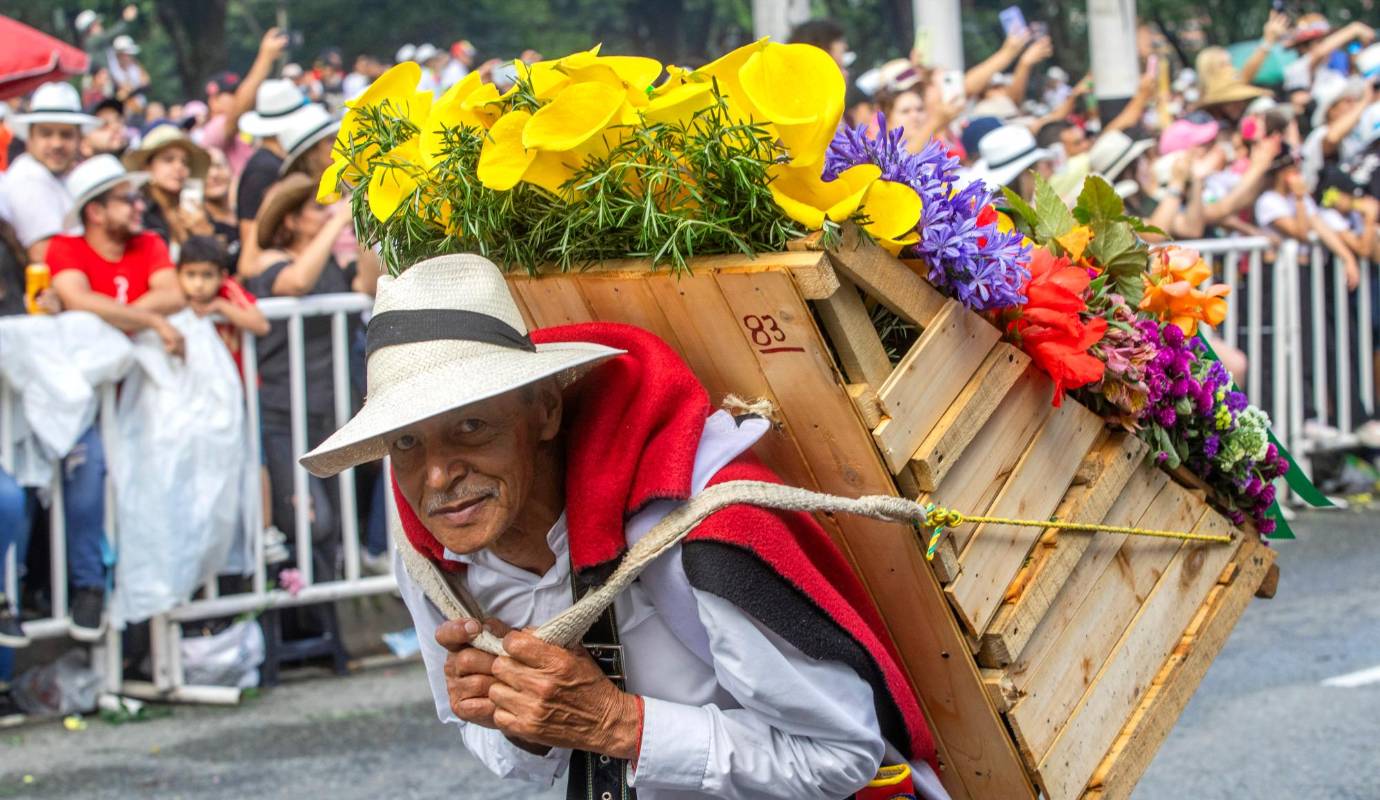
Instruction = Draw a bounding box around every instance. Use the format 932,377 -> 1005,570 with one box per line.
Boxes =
0,509 -> 1375,799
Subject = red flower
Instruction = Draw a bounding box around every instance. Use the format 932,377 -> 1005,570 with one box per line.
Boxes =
1007,247 -> 1107,405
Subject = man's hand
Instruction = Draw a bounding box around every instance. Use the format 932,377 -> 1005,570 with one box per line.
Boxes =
1343,252 -> 1362,291
33,288 -> 62,315
1019,36 -> 1053,67
1262,10 -> 1290,45
259,27 -> 289,61
1000,30 -> 1033,57
488,630 -> 642,760
436,617 -> 512,730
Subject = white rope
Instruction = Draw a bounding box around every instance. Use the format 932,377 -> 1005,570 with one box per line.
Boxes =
397,480 -> 927,657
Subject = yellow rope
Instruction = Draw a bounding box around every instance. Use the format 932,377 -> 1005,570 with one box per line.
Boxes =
920,504 -> 1232,561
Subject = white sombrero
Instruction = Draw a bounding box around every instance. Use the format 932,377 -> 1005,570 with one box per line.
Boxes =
300,254 -> 624,477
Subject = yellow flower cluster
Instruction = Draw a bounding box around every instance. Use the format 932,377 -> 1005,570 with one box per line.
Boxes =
318,39 -> 924,251
1139,245 -> 1230,335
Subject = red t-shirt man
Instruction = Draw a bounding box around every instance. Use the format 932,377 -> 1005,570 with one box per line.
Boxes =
47,231 -> 174,304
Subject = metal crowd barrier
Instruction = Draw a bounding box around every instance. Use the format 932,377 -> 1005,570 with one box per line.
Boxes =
4,236 -> 1378,699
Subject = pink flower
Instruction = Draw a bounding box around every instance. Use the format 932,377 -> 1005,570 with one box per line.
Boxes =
278,568 -> 305,597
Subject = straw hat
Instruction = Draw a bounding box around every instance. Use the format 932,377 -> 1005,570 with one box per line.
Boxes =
300,254 -> 624,477
277,104 -> 341,176
12,82 -> 99,139
238,79 -> 312,139
253,173 -> 316,249
122,123 -> 211,178
62,154 -> 149,228
1311,71 -> 1365,129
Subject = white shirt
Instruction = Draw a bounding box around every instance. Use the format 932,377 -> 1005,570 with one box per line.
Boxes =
1255,189 -> 1318,232
0,153 -> 74,249
395,411 -> 950,800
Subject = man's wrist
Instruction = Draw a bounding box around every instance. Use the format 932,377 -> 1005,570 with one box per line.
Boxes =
604,692 -> 644,761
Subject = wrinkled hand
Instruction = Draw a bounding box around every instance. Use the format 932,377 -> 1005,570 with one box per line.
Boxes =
488,629 -> 642,760
436,617 -> 513,730
152,317 -> 185,357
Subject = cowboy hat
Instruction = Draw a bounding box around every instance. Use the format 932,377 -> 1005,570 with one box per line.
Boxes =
1195,75 -> 1271,109
62,154 -> 149,228
122,123 -> 211,178
1310,71 -> 1365,129
253,173 -> 317,249
970,124 -> 1054,189
277,104 -> 341,176
238,80 -> 313,139
1088,130 -> 1155,183
300,254 -> 624,477
12,82 -> 100,139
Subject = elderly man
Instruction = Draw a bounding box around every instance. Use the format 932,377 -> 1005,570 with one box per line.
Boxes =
0,82 -> 99,262
302,255 -> 945,800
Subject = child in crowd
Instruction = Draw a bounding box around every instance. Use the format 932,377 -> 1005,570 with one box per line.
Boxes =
177,235 -> 269,367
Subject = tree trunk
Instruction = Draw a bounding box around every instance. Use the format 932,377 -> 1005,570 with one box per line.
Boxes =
153,0 -> 230,99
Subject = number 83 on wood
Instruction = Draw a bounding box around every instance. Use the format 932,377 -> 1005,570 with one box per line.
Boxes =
742,314 -> 804,354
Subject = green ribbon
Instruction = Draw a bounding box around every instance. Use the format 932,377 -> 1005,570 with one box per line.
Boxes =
1196,332 -> 1334,540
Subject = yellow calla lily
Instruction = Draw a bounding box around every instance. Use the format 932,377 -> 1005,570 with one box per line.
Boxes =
738,42 -> 843,167
860,180 -> 923,240
768,163 -> 880,230
643,82 -> 715,125
421,73 -> 491,169
523,150 -> 578,195
460,83 -> 503,127
522,82 -> 626,152
347,61 -> 423,111
318,157 -> 348,203
477,110 -> 537,190
564,55 -> 663,106
691,38 -> 767,121
368,137 -> 423,222
876,230 -> 921,256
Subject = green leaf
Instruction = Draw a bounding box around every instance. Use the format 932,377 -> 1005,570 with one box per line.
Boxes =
1087,219 -> 1147,306
1032,174 -> 1076,243
1126,218 -> 1167,237
1000,188 -> 1039,231
1076,175 -> 1124,223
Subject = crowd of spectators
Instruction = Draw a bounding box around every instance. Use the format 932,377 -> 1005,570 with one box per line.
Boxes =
1,9 -> 1379,713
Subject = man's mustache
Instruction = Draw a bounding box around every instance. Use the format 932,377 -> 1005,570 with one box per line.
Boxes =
425,487 -> 497,515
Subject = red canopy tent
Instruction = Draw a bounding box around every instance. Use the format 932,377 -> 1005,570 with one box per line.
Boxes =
0,15 -> 90,101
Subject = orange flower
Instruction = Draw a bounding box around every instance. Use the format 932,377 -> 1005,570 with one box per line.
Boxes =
1140,246 -> 1230,335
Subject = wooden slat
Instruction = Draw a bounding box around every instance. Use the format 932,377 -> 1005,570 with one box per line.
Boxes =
873,300 -> 1001,473
1006,481 -> 1206,764
576,276 -> 686,351
508,275 -> 598,325
1083,538 -> 1275,799
826,225 -> 949,327
568,250 -> 840,299
814,277 -> 894,387
912,343 -> 1031,491
926,368 -> 1055,553
847,383 -> 884,429
714,269 -> 1035,800
945,399 -> 1104,636
1003,468 -> 1169,694
1036,511 -> 1241,800
978,433 -> 1151,668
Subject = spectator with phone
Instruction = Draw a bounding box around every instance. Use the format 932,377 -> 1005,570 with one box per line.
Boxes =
201,28 -> 291,178
123,124 -> 215,248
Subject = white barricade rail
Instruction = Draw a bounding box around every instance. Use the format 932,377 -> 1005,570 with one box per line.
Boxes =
4,237 -> 1378,699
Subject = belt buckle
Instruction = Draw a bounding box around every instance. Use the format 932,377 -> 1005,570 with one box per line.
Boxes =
584,643 -> 624,681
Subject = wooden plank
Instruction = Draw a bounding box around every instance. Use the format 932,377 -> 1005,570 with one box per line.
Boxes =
1084,539 -> 1275,800
983,668 -> 1020,712
576,276 -> 686,352
979,433 -> 1151,668
1004,467 -> 1169,694
873,300 -> 1001,473
945,399 -> 1104,636
641,272 -> 820,509
1006,481 -> 1206,764
714,269 -> 1036,800
569,250 -> 840,299
1036,510 -> 1242,800
1255,561 -> 1280,599
826,224 -> 949,327
846,384 -> 884,429
814,277 -> 894,387
927,368 -> 1055,552
507,275 -> 598,326
912,343 -> 1031,491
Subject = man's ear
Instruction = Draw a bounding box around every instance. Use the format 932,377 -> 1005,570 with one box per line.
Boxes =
535,379 -> 563,442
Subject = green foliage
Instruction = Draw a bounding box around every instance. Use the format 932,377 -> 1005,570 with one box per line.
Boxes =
337,91 -> 804,276
1031,173 -> 1076,242
1073,175 -> 1123,224
1086,219 -> 1148,306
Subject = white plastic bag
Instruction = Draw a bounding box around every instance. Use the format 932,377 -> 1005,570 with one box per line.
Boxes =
12,650 -> 102,716
108,309 -> 251,625
181,620 -> 265,689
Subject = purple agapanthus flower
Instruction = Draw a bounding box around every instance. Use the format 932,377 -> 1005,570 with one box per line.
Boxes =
824,114 -> 1030,312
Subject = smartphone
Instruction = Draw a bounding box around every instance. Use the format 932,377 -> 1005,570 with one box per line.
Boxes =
940,69 -> 966,107
999,6 -> 1029,38
182,179 -> 204,211
1270,0 -> 1285,12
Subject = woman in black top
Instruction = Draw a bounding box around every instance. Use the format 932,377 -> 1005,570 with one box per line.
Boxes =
123,124 -> 214,249
245,173 -> 377,580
